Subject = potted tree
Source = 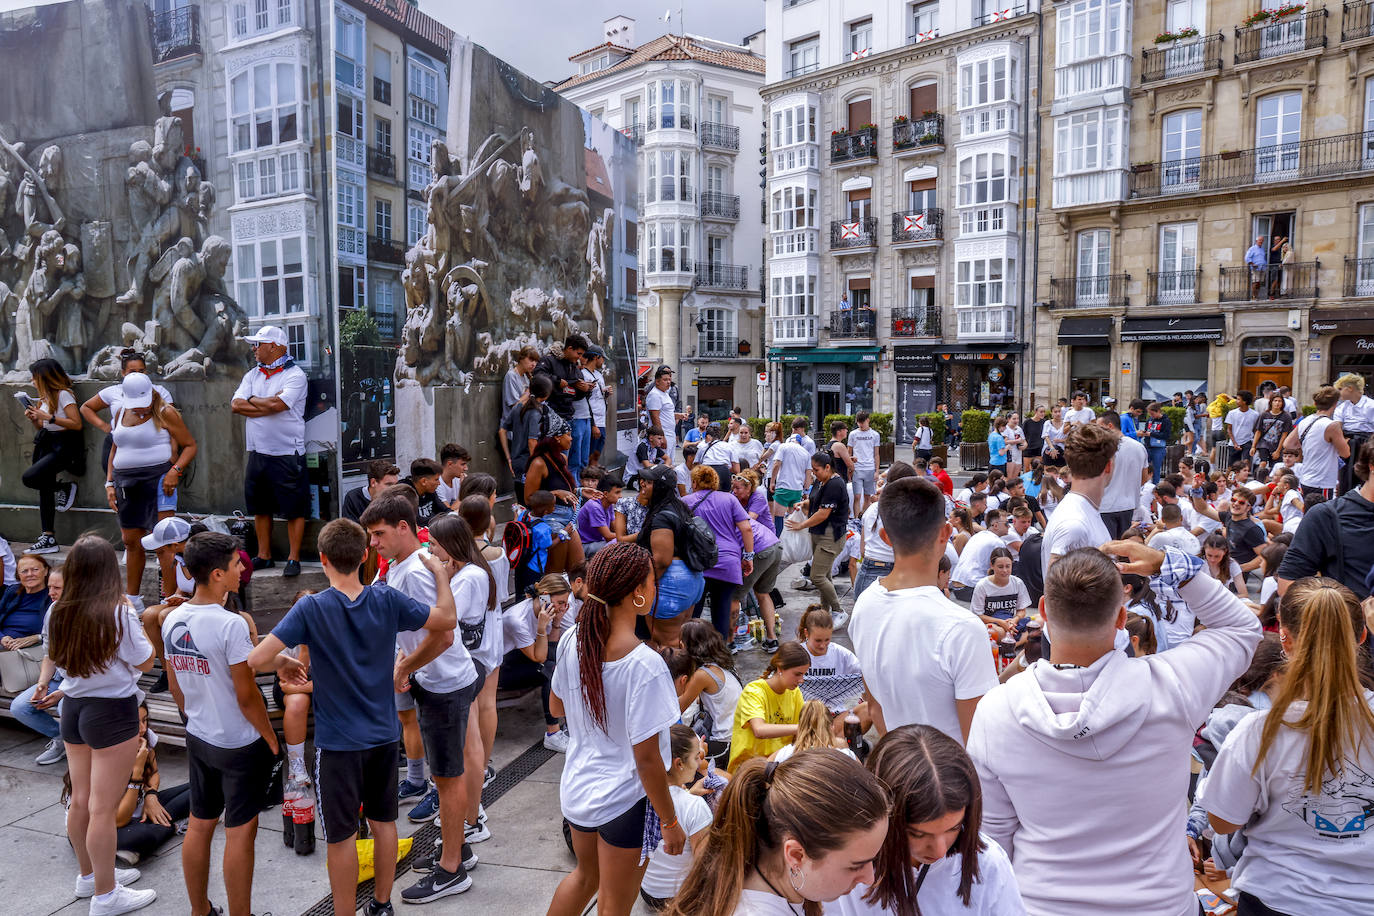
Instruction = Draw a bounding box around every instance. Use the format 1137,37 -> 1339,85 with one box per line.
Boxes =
959,409 -> 992,470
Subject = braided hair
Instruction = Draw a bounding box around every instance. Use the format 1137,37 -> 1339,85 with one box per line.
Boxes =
576,541 -> 654,732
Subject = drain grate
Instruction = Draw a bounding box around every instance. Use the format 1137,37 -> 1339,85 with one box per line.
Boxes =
298,739 -> 557,915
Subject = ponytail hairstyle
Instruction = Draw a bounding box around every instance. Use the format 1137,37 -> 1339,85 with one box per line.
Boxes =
427,513 -> 496,612
576,541 -> 654,732
681,618 -> 736,674
669,722 -> 700,768
986,546 -> 1014,577
1203,532 -> 1234,585
1121,572 -> 1175,623
1263,579 -> 1374,793
763,640 -> 811,679
864,725 -> 984,915
792,700 -> 836,754
665,752 -> 890,916
1125,613 -> 1157,656
1030,457 -> 1044,487
796,605 -> 834,641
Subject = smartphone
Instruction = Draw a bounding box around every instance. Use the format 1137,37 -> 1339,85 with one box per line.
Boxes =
13,392 -> 35,410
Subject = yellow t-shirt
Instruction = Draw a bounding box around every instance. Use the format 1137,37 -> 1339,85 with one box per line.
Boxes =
729,678 -> 803,770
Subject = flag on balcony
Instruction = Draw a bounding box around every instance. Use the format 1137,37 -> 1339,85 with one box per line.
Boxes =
902,213 -> 926,233
840,221 -> 862,240
988,8 -> 1014,22
915,29 -> 938,42
849,48 -> 871,60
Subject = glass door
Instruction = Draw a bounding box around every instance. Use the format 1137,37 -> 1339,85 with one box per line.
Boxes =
1076,229 -> 1111,303
1158,222 -> 1198,303
1256,91 -> 1301,180
1162,109 -> 1201,191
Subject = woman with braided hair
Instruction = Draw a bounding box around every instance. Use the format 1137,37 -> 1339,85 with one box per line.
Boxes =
547,541 -> 685,916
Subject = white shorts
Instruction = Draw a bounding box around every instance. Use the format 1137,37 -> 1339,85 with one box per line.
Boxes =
853,468 -> 876,496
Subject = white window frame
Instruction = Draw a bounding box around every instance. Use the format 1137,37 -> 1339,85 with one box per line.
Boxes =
789,37 -> 820,76
1158,221 -> 1198,302
1256,91 -> 1302,180
956,257 -> 1010,308
235,235 -> 308,318
230,62 -> 301,154
957,152 -> 1015,207
1161,108 -> 1202,190
848,18 -> 873,58
374,198 -> 392,241
1075,229 -> 1112,302
911,1 -> 939,41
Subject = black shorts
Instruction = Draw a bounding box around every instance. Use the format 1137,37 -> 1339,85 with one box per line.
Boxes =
113,462 -> 171,532
60,694 -> 140,749
245,451 -> 311,520
568,795 -> 648,850
186,734 -> 275,828
411,678 -> 477,779
315,743 -> 399,843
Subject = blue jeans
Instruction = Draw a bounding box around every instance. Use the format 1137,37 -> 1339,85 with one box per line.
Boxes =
1147,445 -> 1166,483
12,677 -> 61,739
570,418 -> 592,478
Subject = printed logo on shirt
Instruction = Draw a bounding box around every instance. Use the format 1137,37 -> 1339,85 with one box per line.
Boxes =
166,622 -> 212,676
1282,761 -> 1374,839
983,594 -> 1021,620
808,666 -> 838,677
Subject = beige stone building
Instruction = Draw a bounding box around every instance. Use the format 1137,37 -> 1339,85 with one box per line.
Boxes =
1034,0 -> 1374,406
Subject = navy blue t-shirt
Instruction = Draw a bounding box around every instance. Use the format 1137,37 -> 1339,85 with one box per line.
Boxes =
0,585 -> 48,638
271,584 -> 430,751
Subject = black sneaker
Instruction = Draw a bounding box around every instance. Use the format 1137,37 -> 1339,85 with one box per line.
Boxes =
25,534 -> 57,555
762,638 -> 779,653
401,864 -> 471,903
482,763 -> 495,788
414,839 -> 478,873
251,557 -> 275,571
364,900 -> 394,916
55,481 -> 77,513
283,559 -> 301,577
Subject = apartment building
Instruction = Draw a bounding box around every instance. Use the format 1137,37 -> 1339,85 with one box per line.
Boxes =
760,0 -> 1041,438
1036,0 -> 1374,404
556,16 -> 767,419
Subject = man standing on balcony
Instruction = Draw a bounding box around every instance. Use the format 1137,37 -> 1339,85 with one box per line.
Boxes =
836,291 -> 852,336
1246,235 -> 1268,300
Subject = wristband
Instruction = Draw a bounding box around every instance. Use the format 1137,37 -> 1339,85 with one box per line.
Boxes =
661,816 -> 679,831
145,789 -> 159,797
742,551 -> 755,561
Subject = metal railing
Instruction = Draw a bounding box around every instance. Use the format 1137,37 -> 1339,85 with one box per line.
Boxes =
891,306 -> 941,338
1219,260 -> 1319,301
373,77 -> 391,104
150,6 -> 201,63
1140,33 -> 1224,82
891,208 -> 943,244
1343,1 -> 1374,41
830,217 -> 878,250
621,123 -> 644,145
370,309 -> 398,339
649,253 -> 693,273
367,147 -> 396,179
1344,256 -> 1374,296
908,28 -> 940,44
695,263 -> 749,290
700,191 -> 740,220
698,336 -> 744,358
1234,8 -> 1327,64
828,308 -> 878,339
367,235 -> 406,265
974,5 -> 1026,27
700,121 -> 740,151
1147,268 -> 1203,305
787,61 -> 820,78
893,114 -> 944,151
649,112 -> 693,131
1049,274 -> 1130,308
830,126 -> 878,163
1129,129 -> 1374,198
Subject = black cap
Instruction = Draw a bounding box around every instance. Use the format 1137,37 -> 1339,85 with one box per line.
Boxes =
654,365 -> 674,378
638,464 -> 676,484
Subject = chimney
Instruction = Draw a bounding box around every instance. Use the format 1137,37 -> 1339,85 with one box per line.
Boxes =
603,15 -> 635,47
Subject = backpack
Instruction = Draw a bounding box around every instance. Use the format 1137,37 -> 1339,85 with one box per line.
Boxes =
681,496 -> 721,573
502,514 -> 532,568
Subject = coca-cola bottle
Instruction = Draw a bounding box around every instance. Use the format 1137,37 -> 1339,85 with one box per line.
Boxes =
843,713 -> 865,761
292,783 -> 316,855
281,794 -> 295,849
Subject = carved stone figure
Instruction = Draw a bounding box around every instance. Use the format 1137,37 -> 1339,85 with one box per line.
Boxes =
585,207 -> 612,341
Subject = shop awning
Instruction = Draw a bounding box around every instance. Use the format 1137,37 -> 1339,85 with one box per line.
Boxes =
766,346 -> 881,364
1120,315 -> 1225,343
1057,316 -> 1114,346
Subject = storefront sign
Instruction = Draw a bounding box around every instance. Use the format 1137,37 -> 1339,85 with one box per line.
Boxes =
1331,336 -> 1374,356
1309,309 -> 1374,337
988,367 -> 1004,382
938,351 -> 1013,363
894,348 -> 937,375
1120,315 -> 1225,343
1057,316 -> 1114,347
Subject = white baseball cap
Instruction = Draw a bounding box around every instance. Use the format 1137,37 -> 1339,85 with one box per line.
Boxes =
141,516 -> 192,551
120,372 -> 154,409
242,325 -> 288,347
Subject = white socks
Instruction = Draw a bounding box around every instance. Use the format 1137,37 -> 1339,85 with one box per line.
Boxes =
407,758 -> 426,783
287,742 -> 305,765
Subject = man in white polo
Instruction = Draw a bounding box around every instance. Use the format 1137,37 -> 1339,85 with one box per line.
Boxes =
231,325 -> 309,577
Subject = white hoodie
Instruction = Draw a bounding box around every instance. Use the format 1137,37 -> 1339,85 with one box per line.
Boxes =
966,562 -> 1261,916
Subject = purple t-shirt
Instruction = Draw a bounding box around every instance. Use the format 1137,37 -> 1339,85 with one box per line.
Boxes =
746,488 -> 769,520
577,498 -> 615,545
750,517 -> 779,554
687,490 -> 748,584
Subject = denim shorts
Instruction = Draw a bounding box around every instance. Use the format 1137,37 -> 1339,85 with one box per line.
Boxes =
545,504 -> 577,530
655,558 -> 705,618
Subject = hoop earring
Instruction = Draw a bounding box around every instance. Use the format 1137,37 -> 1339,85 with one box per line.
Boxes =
633,594 -> 647,608
788,866 -> 805,894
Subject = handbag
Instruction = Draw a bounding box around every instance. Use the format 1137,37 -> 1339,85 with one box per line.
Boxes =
459,616 -> 486,651
0,643 -> 45,694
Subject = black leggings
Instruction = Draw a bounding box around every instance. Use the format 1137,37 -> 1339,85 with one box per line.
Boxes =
23,439 -> 65,533
693,576 -> 738,642
117,783 -> 191,858
1236,893 -> 1293,916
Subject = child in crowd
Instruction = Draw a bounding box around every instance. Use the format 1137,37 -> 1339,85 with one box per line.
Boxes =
403,458 -> 446,523
970,547 -> 1031,639
435,443 -> 470,510
770,699 -> 854,763
673,619 -> 743,768
728,641 -> 808,770
796,606 -> 862,680
637,726 -> 715,912
274,589 -> 315,788
510,491 -> 569,594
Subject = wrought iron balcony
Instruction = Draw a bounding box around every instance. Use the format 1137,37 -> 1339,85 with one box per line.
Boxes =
620,123 -> 644,145
368,147 -> 396,179
1343,1 -> 1374,41
1344,256 -> 1374,296
701,191 -> 740,221
1234,8 -> 1327,64
830,126 -> 878,163
1129,130 -> 1374,198
892,114 -> 944,152
150,6 -> 201,63
1140,33 -> 1224,83
830,217 -> 878,250
373,77 -> 391,105
891,306 -> 941,338
787,61 -> 820,78
891,208 -> 943,245
695,263 -> 749,291
1050,274 -> 1130,309
700,121 -> 740,151
370,309 -> 399,339
1219,260 -> 1319,302
828,308 -> 877,339
698,336 -> 747,358
1147,268 -> 1203,305
974,5 -> 1026,27
367,234 -> 406,265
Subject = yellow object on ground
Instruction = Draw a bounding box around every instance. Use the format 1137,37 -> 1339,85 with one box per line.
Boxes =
357,836 -> 413,883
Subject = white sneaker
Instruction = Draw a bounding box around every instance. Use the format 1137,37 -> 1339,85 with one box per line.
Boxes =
87,884 -> 156,915
831,610 -> 850,629
289,759 -> 311,788
75,868 -> 142,898
36,737 -> 66,765
543,729 -> 570,753
464,817 -> 492,843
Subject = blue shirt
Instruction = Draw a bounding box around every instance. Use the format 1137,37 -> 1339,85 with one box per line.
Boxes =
1245,243 -> 1267,269
1120,413 -> 1137,440
683,428 -> 708,444
271,585 -> 430,751
988,431 -> 1008,466
0,585 -> 46,638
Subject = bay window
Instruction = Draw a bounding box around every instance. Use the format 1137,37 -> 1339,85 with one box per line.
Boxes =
647,78 -> 693,130
956,257 -> 1011,308
959,56 -> 1015,109
235,236 -> 307,317
230,62 -> 301,153
1053,109 -> 1123,174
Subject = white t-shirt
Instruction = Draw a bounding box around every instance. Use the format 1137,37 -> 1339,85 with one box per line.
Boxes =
0,537 -> 15,586
452,563 -> 501,675
860,503 -> 894,565
849,583 -> 999,745
1064,406 -> 1096,426
640,785 -> 714,899
389,550 -> 477,694
1041,491 -> 1111,581
645,387 -> 677,453
734,438 -> 764,470
1182,500 -> 1223,538
951,529 -> 1006,587
161,602 -> 258,748
1294,414 -> 1340,489
772,742 -> 857,763
1147,526 -> 1201,555
1102,435 -> 1149,514
502,596 -> 540,654
734,889 -> 809,916
848,428 -> 881,470
51,603 -> 152,699
1202,695 -> 1374,916
585,369 -> 607,427
434,476 -> 460,508
1280,488 -> 1304,530
971,576 -> 1031,620
40,389 -> 77,431
1226,407 -> 1259,446
773,440 -> 811,491
233,364 -> 308,455
804,642 -> 862,678
553,634 -> 679,826
674,462 -> 691,492
830,835 -> 1026,916
697,439 -> 736,470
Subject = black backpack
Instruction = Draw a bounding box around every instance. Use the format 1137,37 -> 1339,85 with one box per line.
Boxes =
1016,532 -> 1045,607
681,496 -> 721,573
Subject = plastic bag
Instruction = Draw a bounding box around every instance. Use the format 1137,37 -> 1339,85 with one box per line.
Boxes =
780,509 -> 812,566
356,836 -> 413,883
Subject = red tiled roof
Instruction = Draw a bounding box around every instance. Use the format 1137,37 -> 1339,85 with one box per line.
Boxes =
347,0 -> 454,59
568,40 -> 636,61
584,146 -> 611,198
555,33 -> 763,91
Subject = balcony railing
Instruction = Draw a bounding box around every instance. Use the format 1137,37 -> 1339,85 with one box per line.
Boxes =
1234,8 -> 1327,64
1050,274 -> 1130,309
891,208 -> 943,245
974,5 -> 1026,27
1345,256 -> 1374,295
1130,129 -> 1374,198
370,309 -> 398,339
891,306 -> 941,338
700,121 -> 740,151
830,126 -> 878,163
1147,268 -> 1203,305
374,77 -> 391,105
787,62 -> 820,78
1343,1 -> 1374,40
908,28 -> 940,44
698,336 -> 745,358
150,6 -> 201,63
829,308 -> 877,339
701,191 -> 740,220
620,123 -> 644,145
893,114 -> 944,151
368,234 -> 406,265
368,147 -> 396,179
1219,260 -> 1320,301
696,263 -> 749,290
649,253 -> 694,274
1140,33 -> 1224,83
830,217 -> 878,250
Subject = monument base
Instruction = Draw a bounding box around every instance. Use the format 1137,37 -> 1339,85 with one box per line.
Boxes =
396,379 -> 514,494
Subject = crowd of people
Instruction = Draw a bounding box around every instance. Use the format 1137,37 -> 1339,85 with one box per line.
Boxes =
3,331 -> 1373,916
